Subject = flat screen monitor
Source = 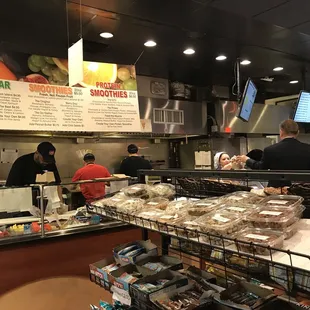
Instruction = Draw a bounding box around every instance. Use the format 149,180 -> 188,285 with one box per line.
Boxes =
237,78 -> 258,122
293,91 -> 310,123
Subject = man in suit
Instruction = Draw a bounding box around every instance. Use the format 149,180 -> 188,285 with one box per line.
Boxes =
237,119 -> 310,187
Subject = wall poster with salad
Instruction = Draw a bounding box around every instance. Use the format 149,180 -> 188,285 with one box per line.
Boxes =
0,51 -> 140,132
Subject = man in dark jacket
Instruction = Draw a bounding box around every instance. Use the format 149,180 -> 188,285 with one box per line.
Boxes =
238,120 -> 310,187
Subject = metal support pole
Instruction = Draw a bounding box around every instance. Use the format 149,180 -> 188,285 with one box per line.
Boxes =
236,58 -> 241,101
39,184 -> 45,238
141,228 -> 148,241
161,235 -> 170,255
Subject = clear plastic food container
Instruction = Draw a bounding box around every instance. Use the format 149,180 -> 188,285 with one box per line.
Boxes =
235,228 -> 284,255
91,196 -> 126,217
121,184 -> 149,198
220,191 -> 261,204
156,213 -> 187,233
148,183 -> 175,199
217,203 -> 259,217
173,217 -> 200,238
283,221 -> 299,240
259,195 -> 304,211
195,211 -> 245,246
144,197 -> 170,210
95,197 -> 125,208
165,200 -> 193,216
116,198 -> 145,215
187,199 -> 220,216
246,206 -> 298,229
136,209 -> 165,229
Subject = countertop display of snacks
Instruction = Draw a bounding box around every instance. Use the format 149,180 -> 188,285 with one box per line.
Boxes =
91,184 -> 306,256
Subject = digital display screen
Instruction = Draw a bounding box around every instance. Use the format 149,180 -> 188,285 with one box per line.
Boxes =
238,79 -> 258,122
294,91 -> 310,123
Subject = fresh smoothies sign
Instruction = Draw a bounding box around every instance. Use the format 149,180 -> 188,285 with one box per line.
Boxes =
0,53 -> 140,131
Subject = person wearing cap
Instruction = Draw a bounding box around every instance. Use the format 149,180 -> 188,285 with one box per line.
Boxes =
72,153 -> 111,201
119,144 -> 152,177
6,142 -> 61,187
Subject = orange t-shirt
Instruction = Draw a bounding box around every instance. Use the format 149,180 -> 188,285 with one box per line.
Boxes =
72,164 -> 111,201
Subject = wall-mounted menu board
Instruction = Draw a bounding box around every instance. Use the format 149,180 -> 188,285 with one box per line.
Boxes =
0,53 -> 140,132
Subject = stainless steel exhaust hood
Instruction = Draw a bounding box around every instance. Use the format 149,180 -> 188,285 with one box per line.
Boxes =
138,97 -> 207,135
215,101 -> 292,134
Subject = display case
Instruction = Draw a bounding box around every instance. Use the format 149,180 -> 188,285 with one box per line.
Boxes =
86,169 -> 310,305
0,177 -> 132,245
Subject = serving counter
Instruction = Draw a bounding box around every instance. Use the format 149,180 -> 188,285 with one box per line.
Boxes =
0,177 -> 143,295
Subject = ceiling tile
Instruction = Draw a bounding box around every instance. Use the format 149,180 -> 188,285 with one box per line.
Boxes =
290,21 -> 310,36
209,0 -> 288,17
255,0 -> 310,28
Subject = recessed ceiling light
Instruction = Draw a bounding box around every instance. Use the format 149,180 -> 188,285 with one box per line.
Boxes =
100,32 -> 113,39
273,66 -> 283,71
290,80 -> 299,84
216,55 -> 227,61
183,48 -> 195,55
240,59 -> 251,65
144,40 -> 157,47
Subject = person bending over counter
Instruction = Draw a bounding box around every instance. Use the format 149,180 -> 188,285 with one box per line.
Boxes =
72,153 -> 111,201
119,144 -> 152,177
237,119 -> 310,187
6,142 -> 61,187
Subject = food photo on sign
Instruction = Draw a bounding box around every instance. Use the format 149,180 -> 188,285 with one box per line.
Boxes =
0,50 -> 137,91
0,48 -> 141,133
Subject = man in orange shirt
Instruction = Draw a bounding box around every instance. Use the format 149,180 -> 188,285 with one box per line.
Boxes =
72,153 -> 111,201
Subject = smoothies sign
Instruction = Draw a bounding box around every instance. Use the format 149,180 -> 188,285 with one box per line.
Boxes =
0,54 -> 140,132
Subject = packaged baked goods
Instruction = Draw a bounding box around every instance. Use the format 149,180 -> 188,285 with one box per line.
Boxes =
144,197 -> 170,210
148,183 -> 175,199
218,203 -> 259,217
136,209 -> 166,229
165,200 -> 193,216
174,218 -> 200,238
121,184 -> 149,199
156,214 -> 187,233
283,221 -> 299,240
246,206 -> 299,230
94,196 -> 126,208
116,198 -> 145,215
235,228 -> 284,255
259,195 -> 303,211
220,191 -> 262,204
195,211 -> 245,245
187,199 -> 220,216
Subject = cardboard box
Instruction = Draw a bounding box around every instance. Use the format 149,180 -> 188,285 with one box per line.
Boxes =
149,283 -> 212,310
89,257 -> 119,290
185,266 -> 217,286
113,240 -> 158,266
213,281 -> 276,310
36,172 -> 55,183
136,255 -> 183,272
110,264 -> 155,291
130,269 -> 189,304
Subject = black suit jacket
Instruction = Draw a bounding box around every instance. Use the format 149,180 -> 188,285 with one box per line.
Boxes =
246,138 -> 310,187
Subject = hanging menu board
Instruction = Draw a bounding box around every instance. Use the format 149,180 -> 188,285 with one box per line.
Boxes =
0,54 -> 140,132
